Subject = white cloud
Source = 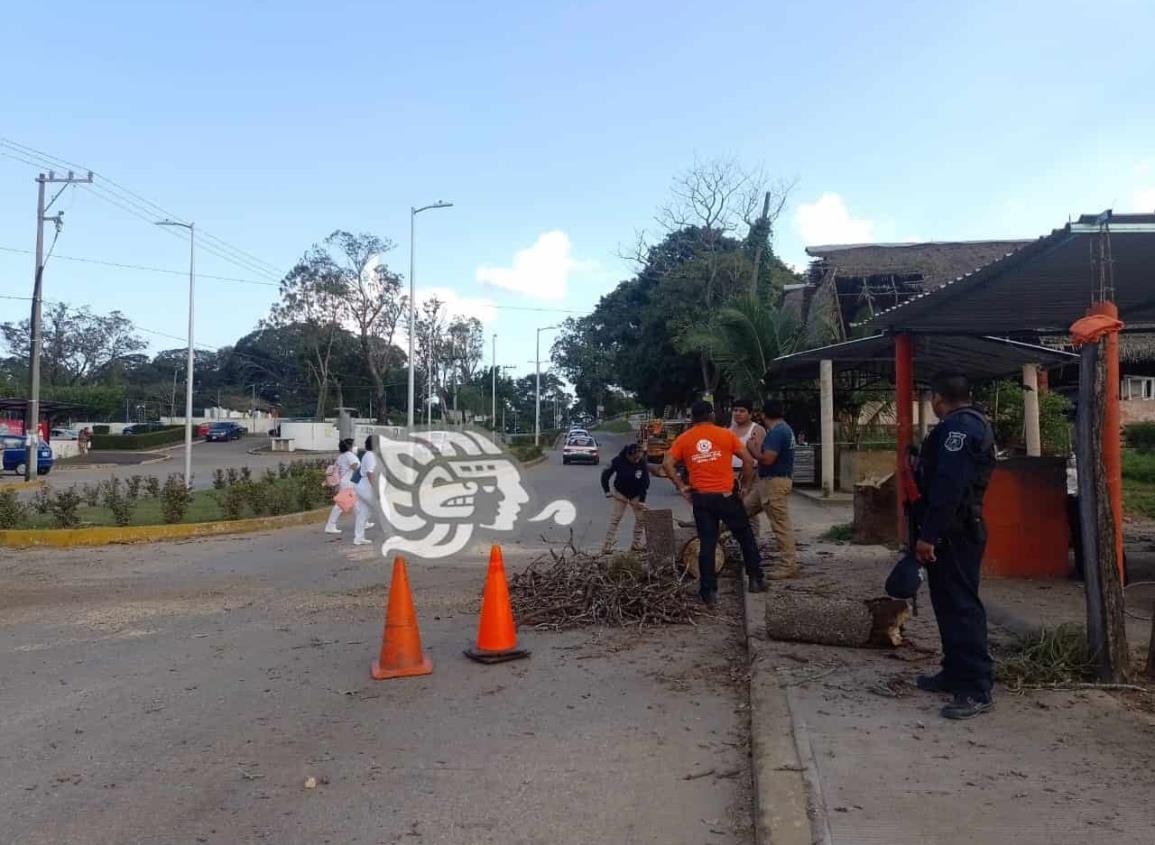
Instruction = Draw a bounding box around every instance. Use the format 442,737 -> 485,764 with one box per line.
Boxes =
417,287 -> 497,325
1130,187 -> 1155,212
794,192 -> 875,247
475,230 -> 594,301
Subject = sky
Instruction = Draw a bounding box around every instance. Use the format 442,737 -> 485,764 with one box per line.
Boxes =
2,0 -> 1154,388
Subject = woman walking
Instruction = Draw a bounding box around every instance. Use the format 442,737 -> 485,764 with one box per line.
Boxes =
600,442 -> 650,554
324,438 -> 359,535
353,434 -> 379,546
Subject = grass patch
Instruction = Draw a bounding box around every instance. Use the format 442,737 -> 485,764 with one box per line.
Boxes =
21,486 -> 240,528
510,444 -> 544,464
994,623 -> 1094,690
595,419 -> 632,434
820,522 -> 854,542
1123,449 -> 1155,484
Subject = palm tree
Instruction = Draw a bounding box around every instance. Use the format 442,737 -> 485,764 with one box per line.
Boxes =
676,294 -> 802,401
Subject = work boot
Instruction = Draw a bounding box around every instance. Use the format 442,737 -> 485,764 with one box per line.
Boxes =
941,693 -> 994,720
700,589 -> 718,606
747,574 -> 767,593
767,564 -> 799,581
915,672 -> 952,694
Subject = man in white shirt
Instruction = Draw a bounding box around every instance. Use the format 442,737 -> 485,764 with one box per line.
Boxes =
729,399 -> 766,526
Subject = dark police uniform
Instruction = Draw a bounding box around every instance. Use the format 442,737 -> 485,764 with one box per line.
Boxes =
915,405 -> 997,700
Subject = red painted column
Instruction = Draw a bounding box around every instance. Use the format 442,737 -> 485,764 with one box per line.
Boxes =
1090,301 -> 1125,580
895,333 -> 915,545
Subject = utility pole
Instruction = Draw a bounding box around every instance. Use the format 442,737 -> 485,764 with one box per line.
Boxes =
535,324 -> 560,447
156,219 -> 196,488
491,333 -> 497,432
170,368 -> 178,418
25,170 -> 92,481
407,201 -> 453,430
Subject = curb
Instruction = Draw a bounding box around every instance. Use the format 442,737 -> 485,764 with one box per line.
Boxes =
740,582 -> 822,845
0,507 -> 330,549
521,454 -> 548,469
0,479 -> 46,493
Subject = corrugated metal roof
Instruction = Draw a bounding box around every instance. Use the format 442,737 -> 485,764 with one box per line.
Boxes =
860,213 -> 1155,333
770,334 -> 1077,384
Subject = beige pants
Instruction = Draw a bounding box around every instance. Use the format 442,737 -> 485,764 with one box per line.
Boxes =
603,494 -> 647,552
746,477 -> 797,569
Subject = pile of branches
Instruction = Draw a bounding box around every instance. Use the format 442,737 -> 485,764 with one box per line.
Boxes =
510,541 -> 700,630
994,623 -> 1095,690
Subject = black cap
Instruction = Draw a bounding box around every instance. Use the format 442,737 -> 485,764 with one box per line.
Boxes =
884,552 -> 924,599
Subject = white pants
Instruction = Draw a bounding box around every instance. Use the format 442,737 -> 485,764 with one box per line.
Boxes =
325,482 -> 355,531
354,484 -> 374,541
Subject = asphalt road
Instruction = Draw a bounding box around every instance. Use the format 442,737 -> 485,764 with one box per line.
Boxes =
0,431 -> 754,845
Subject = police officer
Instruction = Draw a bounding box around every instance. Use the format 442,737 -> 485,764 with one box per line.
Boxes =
913,371 -> 996,720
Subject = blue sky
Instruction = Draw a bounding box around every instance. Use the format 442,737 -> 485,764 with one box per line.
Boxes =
2,0 -> 1154,381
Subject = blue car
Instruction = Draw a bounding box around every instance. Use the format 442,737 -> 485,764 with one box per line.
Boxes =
1,434 -> 54,476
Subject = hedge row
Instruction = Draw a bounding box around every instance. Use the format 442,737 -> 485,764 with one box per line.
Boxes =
90,426 -> 186,451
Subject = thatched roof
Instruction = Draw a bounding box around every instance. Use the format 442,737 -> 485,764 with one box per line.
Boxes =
1039,330 -> 1155,364
806,240 -> 1033,292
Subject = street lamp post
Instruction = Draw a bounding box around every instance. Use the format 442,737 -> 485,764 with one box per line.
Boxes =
491,333 -> 497,432
534,325 -> 560,447
155,219 -> 195,488
407,201 -> 453,430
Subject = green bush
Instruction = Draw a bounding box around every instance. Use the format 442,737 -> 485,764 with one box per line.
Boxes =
102,478 -> 135,526
217,485 -> 246,520
126,474 -> 144,500
1122,449 -> 1155,483
90,426 -> 185,451
31,486 -> 52,515
92,425 -> 110,435
48,488 -> 82,528
160,474 -> 193,524
0,488 -> 26,529
144,476 -> 161,498
212,469 -> 227,490
975,380 -> 1072,456
80,483 -> 101,507
239,466 -> 252,483
243,481 -> 270,516
1125,422 -> 1155,454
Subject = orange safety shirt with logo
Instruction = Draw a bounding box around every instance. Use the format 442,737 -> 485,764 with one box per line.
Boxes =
667,423 -> 746,494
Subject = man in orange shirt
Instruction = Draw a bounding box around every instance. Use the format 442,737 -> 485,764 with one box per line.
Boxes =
663,400 -> 765,604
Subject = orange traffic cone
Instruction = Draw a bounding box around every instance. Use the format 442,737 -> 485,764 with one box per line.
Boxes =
465,545 -> 530,664
371,556 -> 433,680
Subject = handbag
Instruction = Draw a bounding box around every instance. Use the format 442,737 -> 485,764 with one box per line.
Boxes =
333,487 -> 357,513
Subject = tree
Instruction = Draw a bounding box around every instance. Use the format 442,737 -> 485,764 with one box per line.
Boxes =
414,296 -> 448,417
314,231 -> 409,423
264,244 -> 349,419
1,303 -> 146,386
675,294 -> 802,402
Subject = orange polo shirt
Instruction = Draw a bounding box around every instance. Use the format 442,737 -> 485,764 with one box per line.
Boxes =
667,423 -> 745,494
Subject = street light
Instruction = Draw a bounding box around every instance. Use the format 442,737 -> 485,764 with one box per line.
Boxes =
407,201 -> 453,430
535,325 -> 560,447
155,219 -> 195,488
491,333 -> 497,432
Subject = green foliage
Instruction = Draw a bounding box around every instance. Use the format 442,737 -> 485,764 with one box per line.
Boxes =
510,444 -> 544,463
102,477 -> 135,526
80,483 -> 101,507
994,624 -> 1093,690
160,474 -> 193,524
1125,422 -> 1155,454
243,481 -> 270,516
239,466 -> 252,483
675,294 -> 801,401
596,419 -> 633,434
218,485 -> 247,521
31,486 -> 53,515
975,380 -> 1072,456
144,476 -> 161,498
0,488 -> 26,529
212,469 -> 227,490
278,461 -> 289,479
93,425 -> 110,435
91,426 -> 185,450
225,467 -> 239,486
821,523 -> 854,542
48,488 -> 83,528
1122,449 -> 1155,483
125,475 -> 144,500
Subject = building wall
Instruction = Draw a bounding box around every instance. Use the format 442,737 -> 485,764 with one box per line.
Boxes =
1121,399 -> 1155,425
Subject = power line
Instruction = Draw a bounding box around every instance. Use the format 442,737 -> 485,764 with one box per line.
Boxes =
0,245 -> 278,287
0,138 -> 286,281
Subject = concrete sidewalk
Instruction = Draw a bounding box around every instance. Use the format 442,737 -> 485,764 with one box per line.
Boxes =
743,501 -> 1155,845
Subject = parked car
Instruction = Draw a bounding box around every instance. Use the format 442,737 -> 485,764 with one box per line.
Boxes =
196,422 -> 212,438
123,421 -> 168,435
0,434 -> 53,476
205,421 -> 246,442
567,427 -> 590,439
50,428 -> 79,440
562,434 -> 599,465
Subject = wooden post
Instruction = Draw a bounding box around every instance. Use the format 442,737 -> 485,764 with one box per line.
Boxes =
820,359 -> 835,496
1089,337 -> 1130,683
894,334 -> 914,544
1076,344 -> 1106,666
1023,363 -> 1041,457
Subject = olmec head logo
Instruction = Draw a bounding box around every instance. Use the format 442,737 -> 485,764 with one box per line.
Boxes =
370,428 -> 575,559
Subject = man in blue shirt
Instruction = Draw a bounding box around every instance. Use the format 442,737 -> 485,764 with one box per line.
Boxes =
746,400 -> 798,579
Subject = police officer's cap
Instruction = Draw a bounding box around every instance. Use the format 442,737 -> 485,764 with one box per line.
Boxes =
884,552 -> 924,599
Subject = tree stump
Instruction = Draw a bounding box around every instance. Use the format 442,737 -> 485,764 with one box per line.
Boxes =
853,474 -> 897,546
765,592 -> 910,648
642,508 -> 675,571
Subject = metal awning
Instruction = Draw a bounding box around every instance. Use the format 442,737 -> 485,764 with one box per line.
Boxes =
860,213 -> 1155,334
0,399 -> 83,419
770,334 -> 1077,384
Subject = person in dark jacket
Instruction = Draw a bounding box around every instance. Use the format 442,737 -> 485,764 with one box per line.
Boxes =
600,442 -> 650,554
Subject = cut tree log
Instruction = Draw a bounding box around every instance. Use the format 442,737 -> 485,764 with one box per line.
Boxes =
678,536 -> 727,579
854,473 -> 898,546
641,508 -> 675,571
765,592 -> 911,648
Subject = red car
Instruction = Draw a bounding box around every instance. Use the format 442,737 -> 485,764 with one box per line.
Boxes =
196,422 -> 211,438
